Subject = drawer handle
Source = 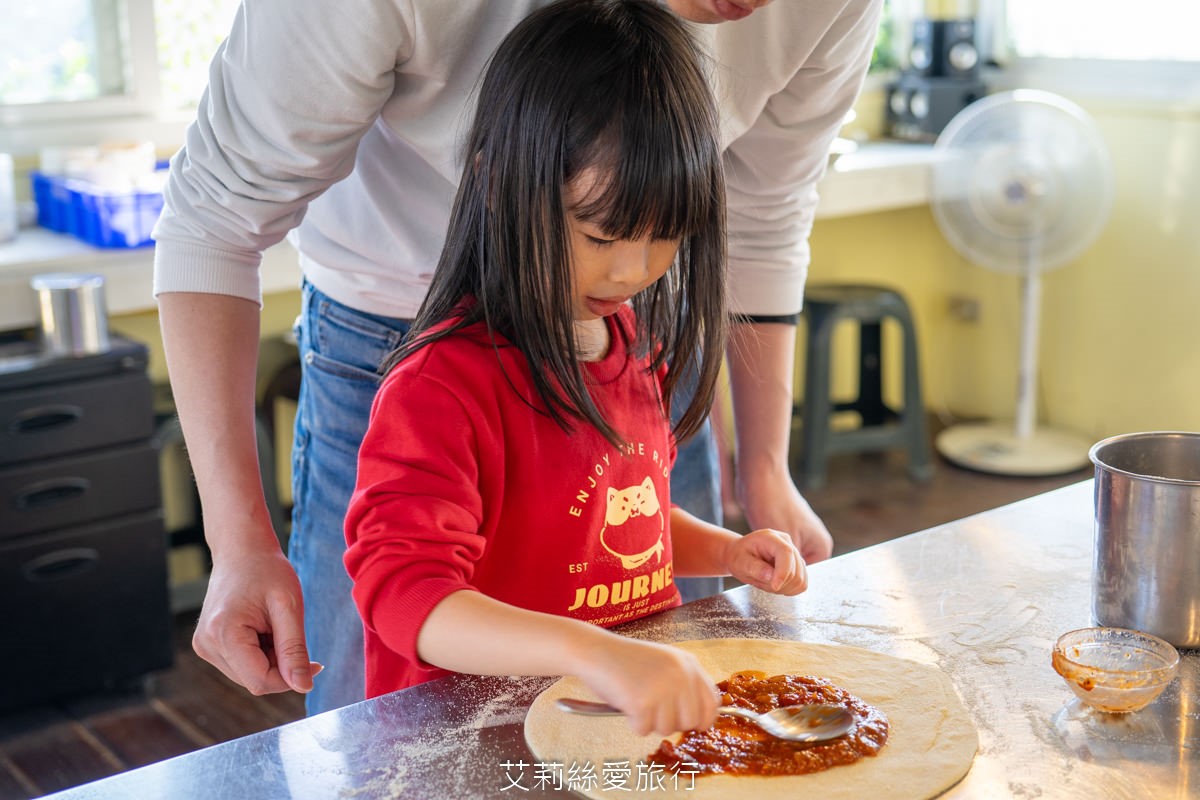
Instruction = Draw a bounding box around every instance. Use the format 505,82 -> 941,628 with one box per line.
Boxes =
13,477 -> 90,510
22,547 -> 100,582
9,404 -> 84,433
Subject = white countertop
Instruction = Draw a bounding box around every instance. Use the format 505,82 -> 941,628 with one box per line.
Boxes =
0,141 -> 935,330
816,140 -> 935,219
0,233 -> 303,330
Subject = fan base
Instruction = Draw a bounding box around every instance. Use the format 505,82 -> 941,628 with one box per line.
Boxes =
936,422 -> 1092,477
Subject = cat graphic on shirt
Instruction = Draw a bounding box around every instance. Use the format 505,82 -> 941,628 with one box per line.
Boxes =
600,476 -> 665,569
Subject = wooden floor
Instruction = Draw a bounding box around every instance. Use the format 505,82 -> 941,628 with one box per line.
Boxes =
0,432 -> 1091,799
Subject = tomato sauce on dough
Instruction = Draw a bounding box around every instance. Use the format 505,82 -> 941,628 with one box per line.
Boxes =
649,671 -> 889,776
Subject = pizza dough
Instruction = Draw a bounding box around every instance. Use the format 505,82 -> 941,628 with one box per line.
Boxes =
524,639 -> 978,799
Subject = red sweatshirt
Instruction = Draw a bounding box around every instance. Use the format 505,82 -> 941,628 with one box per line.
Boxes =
344,305 -> 682,697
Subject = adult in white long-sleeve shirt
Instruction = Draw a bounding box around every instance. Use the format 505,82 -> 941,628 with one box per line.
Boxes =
153,0 -> 883,715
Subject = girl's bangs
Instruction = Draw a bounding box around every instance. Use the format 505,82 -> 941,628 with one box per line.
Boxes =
570,97 -> 719,243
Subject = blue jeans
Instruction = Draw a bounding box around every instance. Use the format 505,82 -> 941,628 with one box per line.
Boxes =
290,282 -> 411,715
290,282 -> 722,714
670,368 -> 725,605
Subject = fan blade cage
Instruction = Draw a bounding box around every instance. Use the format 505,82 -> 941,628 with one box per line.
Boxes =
930,89 -> 1114,274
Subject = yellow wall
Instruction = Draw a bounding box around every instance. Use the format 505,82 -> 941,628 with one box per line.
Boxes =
807,92 -> 1200,441
108,290 -> 302,389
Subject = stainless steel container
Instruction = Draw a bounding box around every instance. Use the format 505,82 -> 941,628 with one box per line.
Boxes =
1090,431 -> 1200,648
30,272 -> 111,356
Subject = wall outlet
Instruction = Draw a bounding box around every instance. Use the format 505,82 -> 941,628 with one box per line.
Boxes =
948,295 -> 981,322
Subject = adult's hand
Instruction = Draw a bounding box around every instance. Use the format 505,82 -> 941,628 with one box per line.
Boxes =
193,539 -> 320,694
737,464 -> 833,562
726,320 -> 834,562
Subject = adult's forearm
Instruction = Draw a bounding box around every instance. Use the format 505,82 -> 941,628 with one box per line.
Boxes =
726,321 -> 797,477
158,292 -> 279,557
724,320 -> 833,561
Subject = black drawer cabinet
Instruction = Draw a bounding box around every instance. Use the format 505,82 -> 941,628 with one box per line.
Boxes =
0,370 -> 155,465
0,443 -> 161,539
0,335 -> 172,711
0,511 -> 171,709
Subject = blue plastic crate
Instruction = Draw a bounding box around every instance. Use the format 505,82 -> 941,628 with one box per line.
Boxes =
31,172 -> 73,233
31,171 -> 165,248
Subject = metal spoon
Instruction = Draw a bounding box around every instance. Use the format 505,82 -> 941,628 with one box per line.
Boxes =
555,697 -> 855,743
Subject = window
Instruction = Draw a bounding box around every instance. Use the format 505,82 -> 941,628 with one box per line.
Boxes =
0,0 -> 238,118
1004,0 -> 1200,62
870,0 -> 900,73
989,0 -> 1200,103
875,1 -> 1200,68
154,0 -> 241,110
870,1 -> 1199,105
0,0 -> 130,105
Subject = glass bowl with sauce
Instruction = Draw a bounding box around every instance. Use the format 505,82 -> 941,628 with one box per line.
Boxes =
1051,627 -> 1180,713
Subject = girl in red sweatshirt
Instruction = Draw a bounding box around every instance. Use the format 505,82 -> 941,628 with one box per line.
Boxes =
344,0 -> 806,738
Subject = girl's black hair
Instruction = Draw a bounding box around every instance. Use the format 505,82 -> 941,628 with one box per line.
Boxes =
385,0 -> 727,447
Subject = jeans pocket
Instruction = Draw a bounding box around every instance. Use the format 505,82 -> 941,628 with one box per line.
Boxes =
298,347 -> 385,463
295,289 -> 411,462
303,348 -> 386,385
314,297 -> 407,374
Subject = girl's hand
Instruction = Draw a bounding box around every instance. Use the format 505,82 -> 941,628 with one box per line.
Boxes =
415,593 -> 714,736
574,638 -> 719,737
723,529 -> 808,595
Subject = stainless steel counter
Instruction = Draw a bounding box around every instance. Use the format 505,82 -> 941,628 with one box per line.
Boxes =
46,480 -> 1198,799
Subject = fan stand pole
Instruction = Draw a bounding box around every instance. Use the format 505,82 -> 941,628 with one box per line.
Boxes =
935,255 -> 1093,477
1014,264 -> 1040,441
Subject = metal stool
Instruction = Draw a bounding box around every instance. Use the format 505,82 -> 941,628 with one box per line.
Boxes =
796,283 -> 933,489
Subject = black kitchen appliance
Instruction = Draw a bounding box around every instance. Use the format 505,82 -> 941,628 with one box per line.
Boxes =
908,18 -> 980,79
887,73 -> 988,143
886,17 -> 988,142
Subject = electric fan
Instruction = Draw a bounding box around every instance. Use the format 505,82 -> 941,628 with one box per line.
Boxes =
930,89 -> 1114,476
